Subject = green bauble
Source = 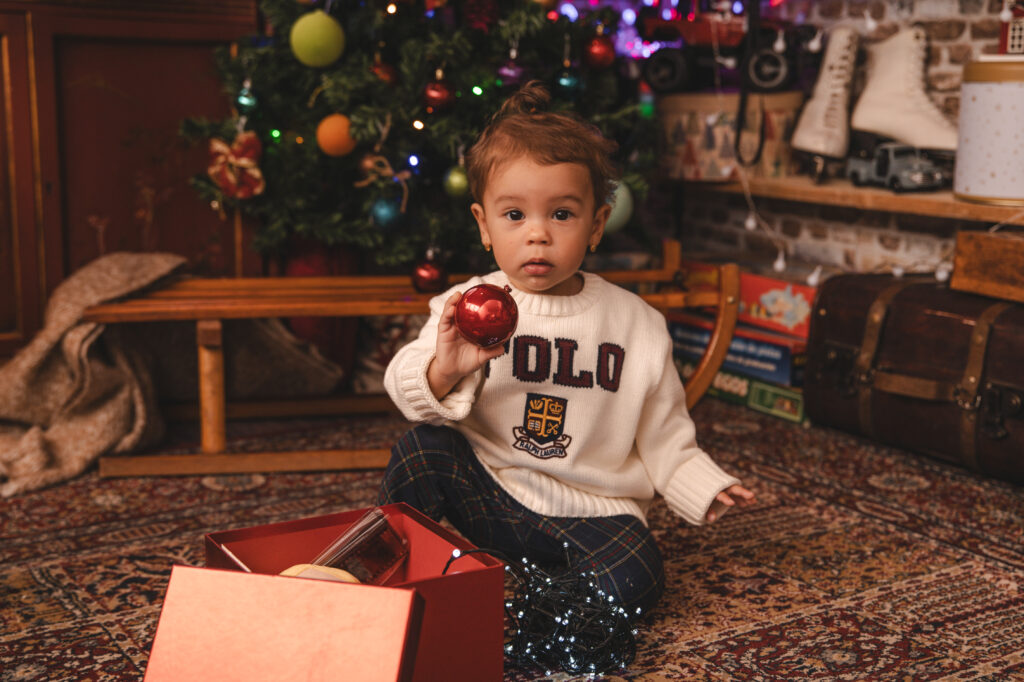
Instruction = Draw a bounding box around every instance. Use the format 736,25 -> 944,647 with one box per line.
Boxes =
443,166 -> 470,198
605,182 -> 633,233
290,10 -> 345,67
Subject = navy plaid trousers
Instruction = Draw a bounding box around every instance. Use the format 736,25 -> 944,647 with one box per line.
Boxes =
377,424 -> 665,615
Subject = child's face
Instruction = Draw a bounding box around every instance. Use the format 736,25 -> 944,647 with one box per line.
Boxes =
470,157 -> 610,296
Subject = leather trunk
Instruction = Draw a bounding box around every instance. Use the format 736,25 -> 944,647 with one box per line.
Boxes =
804,274 -> 1024,483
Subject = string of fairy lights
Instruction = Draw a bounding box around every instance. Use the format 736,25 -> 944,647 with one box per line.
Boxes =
443,546 -> 641,675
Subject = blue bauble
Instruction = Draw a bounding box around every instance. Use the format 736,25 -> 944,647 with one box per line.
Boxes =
371,197 -> 402,230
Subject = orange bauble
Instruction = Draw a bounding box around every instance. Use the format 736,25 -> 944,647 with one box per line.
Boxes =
316,113 -> 357,156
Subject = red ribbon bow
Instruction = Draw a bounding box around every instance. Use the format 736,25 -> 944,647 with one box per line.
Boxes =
207,131 -> 266,199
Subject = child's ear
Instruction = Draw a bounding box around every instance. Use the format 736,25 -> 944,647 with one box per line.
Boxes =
471,203 -> 491,249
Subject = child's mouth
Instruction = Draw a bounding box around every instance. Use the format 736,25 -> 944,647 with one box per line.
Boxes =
522,260 -> 553,275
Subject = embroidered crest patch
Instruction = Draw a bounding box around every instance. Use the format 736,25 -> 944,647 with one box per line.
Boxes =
513,393 -> 572,459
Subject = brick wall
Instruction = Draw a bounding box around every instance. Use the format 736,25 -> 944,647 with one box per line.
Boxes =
668,0 -> 1014,278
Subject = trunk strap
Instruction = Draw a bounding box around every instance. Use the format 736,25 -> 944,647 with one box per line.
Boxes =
856,279 -> 922,437
959,301 -> 1012,470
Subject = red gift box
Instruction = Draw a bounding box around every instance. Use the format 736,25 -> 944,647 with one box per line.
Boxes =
146,503 -> 504,681
682,259 -> 819,339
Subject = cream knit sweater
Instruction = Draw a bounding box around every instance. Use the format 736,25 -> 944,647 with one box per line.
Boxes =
384,271 -> 741,525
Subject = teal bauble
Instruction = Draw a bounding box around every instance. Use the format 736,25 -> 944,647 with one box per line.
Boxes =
290,10 -> 345,67
371,197 -> 403,230
605,182 -> 633,233
554,67 -> 582,100
235,79 -> 257,114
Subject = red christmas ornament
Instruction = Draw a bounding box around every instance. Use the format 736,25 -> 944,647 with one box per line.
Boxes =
411,250 -> 448,293
454,283 -> 518,347
207,130 -> 265,199
423,70 -> 456,112
584,34 -> 616,69
462,0 -> 499,32
371,59 -> 398,85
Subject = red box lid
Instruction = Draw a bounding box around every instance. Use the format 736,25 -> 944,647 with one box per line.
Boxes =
144,565 -> 423,682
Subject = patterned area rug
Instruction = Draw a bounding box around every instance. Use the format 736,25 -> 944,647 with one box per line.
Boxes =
2,399 -> 1023,681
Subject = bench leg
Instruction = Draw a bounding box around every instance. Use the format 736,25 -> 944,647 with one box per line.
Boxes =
197,319 -> 227,454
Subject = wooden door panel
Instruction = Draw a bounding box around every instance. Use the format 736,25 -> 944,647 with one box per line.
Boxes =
0,4 -> 257,361
56,37 -> 237,276
0,12 -> 42,358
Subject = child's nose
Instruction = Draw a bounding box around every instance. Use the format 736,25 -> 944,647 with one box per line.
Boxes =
525,219 -> 550,244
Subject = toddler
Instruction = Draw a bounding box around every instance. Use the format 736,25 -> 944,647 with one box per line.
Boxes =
378,81 -> 754,615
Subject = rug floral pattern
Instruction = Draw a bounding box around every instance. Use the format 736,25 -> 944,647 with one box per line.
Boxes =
2,401 -> 1023,681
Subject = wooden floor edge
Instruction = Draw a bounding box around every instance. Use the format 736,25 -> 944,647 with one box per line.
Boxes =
98,448 -> 391,477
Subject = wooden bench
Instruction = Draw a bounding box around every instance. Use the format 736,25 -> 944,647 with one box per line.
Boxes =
82,239 -> 739,477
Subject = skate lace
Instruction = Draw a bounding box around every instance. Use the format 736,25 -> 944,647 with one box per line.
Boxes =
823,33 -> 857,129
907,29 -> 954,128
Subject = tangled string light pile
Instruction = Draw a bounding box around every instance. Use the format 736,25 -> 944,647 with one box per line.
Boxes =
444,546 -> 639,676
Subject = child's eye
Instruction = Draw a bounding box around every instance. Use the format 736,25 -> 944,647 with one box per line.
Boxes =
504,209 -> 524,221
552,209 -> 573,221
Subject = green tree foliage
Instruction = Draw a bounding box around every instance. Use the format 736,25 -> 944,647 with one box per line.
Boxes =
184,0 -> 654,268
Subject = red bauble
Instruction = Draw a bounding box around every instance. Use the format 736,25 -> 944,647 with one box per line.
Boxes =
411,254 -> 448,293
454,283 -> 518,347
371,60 -> 398,85
584,35 -> 616,69
423,78 -> 456,112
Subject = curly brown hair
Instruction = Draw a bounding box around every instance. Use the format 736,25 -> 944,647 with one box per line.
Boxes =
465,81 -> 619,211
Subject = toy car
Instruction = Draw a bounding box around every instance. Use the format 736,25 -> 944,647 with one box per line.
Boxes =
845,142 -> 951,192
639,0 -> 815,93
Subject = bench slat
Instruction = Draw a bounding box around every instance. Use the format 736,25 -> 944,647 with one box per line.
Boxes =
82,289 -> 717,323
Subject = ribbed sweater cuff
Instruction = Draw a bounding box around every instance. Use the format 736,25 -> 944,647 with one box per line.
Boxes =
394,353 -> 475,423
663,451 -> 741,526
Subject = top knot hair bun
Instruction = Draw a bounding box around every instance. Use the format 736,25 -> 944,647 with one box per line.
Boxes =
493,80 -> 551,120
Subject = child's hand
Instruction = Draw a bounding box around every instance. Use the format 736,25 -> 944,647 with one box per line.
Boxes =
427,292 -> 507,399
705,484 -> 756,523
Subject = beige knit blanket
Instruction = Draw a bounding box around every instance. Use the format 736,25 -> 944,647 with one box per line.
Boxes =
0,252 -> 345,496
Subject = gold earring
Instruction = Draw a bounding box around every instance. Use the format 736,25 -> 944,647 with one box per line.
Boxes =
589,244 -> 597,253
484,243 -> 492,252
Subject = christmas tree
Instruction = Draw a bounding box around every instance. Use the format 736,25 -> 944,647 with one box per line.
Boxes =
183,0 -> 656,272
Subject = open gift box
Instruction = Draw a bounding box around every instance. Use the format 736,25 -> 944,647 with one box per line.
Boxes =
145,503 -> 505,681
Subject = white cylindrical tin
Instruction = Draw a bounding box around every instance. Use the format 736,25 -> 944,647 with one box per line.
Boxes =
954,56 -> 1024,206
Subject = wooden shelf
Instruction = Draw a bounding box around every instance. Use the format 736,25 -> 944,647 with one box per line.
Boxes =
695,176 -> 1024,227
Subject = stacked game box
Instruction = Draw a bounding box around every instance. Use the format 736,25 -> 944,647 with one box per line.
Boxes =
669,260 -> 826,423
